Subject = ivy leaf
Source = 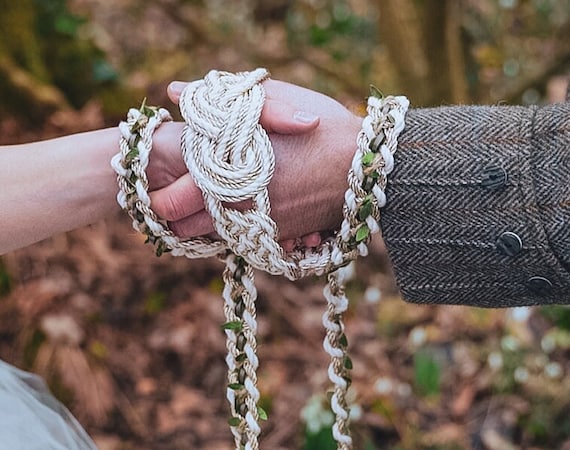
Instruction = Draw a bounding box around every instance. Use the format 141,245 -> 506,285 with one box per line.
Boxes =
355,224 -> 370,243
221,321 -> 243,332
257,406 -> 268,421
362,151 -> 375,166
228,417 -> 242,427
155,240 -> 166,257
358,200 -> 373,221
369,84 -> 384,99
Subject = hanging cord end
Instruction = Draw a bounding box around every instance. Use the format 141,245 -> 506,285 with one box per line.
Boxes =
112,69 -> 409,450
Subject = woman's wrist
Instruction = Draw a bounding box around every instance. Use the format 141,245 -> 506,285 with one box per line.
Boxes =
0,128 -> 121,253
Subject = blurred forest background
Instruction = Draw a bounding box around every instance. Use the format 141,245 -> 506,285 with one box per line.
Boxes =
1,0 -> 569,449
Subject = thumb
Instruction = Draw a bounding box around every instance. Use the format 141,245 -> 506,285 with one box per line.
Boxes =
167,81 -> 187,104
167,81 -> 320,134
261,98 -> 319,134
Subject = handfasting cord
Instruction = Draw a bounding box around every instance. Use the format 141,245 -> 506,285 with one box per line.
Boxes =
111,69 -> 409,450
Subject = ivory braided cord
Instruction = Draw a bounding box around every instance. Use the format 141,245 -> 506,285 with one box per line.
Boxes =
112,68 -> 409,450
223,254 -> 260,450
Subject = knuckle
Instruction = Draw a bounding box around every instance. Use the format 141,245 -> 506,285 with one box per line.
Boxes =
153,192 -> 187,221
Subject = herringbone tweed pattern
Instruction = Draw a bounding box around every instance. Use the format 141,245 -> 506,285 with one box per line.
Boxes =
381,101 -> 570,307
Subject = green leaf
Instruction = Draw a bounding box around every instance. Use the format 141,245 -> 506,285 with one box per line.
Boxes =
221,321 -> 243,332
236,353 -> 247,362
228,417 -> 242,427
155,240 -> 165,257
92,59 -> 118,83
355,224 -> 370,243
303,426 -> 336,450
228,383 -> 244,390
369,85 -> 384,99
0,258 -> 11,297
339,333 -> 348,347
154,240 -> 171,257
362,151 -> 375,166
257,406 -> 268,421
309,25 -> 331,47
54,13 -> 85,36
364,440 -> 379,450
358,200 -> 373,221
414,349 -> 441,397
125,147 -> 139,163
144,291 -> 166,315
344,356 -> 353,370
541,305 -> 570,331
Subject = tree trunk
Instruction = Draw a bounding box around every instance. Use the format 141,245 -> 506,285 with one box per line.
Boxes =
0,0 -> 50,81
376,0 -> 469,106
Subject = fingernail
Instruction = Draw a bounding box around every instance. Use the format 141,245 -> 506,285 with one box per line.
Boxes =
168,81 -> 186,96
293,110 -> 319,124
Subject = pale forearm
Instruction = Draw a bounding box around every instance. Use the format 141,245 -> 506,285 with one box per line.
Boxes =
0,127 -> 122,254
0,121 -> 188,254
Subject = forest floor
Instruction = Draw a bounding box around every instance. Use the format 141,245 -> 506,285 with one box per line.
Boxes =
1,113 -> 569,450
1,1 -> 569,449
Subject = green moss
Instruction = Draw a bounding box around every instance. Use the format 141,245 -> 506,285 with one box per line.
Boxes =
0,258 -> 11,297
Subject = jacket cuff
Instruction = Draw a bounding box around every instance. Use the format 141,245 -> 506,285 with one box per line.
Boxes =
380,103 -> 570,307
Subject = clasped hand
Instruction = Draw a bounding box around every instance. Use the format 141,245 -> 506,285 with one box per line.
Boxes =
147,79 -> 362,251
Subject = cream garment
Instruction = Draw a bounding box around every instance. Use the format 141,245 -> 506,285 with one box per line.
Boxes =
0,360 -> 96,450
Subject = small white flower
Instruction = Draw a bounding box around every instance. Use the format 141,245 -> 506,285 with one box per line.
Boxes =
396,382 -> 412,397
349,404 -> 362,421
364,286 -> 382,304
488,351 -> 503,371
300,395 -> 334,434
501,335 -> 519,352
514,366 -> 529,383
499,0 -> 518,9
409,326 -> 427,347
509,306 -> 531,323
374,377 -> 393,395
544,362 -> 563,379
541,334 -> 556,354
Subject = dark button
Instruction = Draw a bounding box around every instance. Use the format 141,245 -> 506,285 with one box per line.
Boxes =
527,276 -> 553,295
481,166 -> 507,190
496,231 -> 523,256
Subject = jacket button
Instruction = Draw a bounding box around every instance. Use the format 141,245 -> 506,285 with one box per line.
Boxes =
481,166 -> 507,190
527,276 -> 553,295
496,231 -> 523,256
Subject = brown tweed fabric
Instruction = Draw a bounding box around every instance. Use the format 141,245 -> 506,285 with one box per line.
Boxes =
380,101 -> 570,307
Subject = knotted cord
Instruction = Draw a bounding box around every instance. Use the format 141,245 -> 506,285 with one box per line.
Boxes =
111,68 -> 408,450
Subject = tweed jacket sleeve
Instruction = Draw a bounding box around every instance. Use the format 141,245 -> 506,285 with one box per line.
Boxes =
380,100 -> 570,307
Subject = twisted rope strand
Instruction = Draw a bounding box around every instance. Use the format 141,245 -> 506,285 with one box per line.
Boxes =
318,94 -> 409,448
323,270 -> 352,449
112,69 -> 409,450
223,254 -> 260,450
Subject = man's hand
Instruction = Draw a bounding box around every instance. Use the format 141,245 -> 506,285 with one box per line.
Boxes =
148,79 -> 362,250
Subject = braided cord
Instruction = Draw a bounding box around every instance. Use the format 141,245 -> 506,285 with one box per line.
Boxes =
112,70 -> 409,450
323,269 -> 352,449
111,102 -> 172,242
321,92 -> 409,447
111,102 -> 224,259
223,254 -> 261,450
